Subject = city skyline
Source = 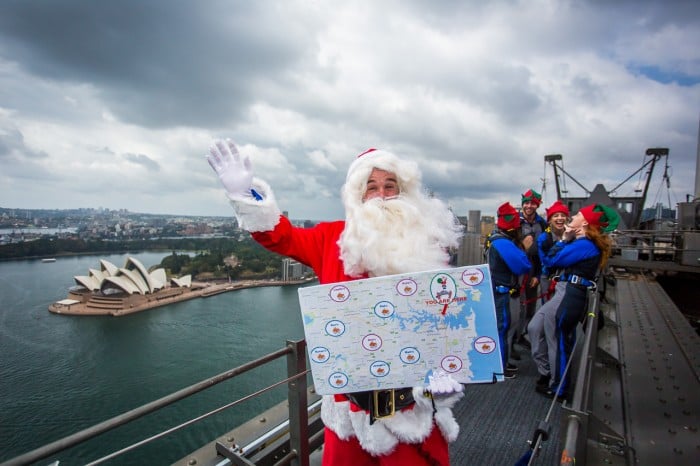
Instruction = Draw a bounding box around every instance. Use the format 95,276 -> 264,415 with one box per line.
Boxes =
1,1 -> 699,220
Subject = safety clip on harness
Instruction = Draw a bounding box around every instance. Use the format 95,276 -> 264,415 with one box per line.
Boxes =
556,273 -> 597,290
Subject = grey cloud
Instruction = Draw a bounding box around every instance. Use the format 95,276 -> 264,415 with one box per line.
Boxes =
0,125 -> 48,161
122,153 -> 160,172
0,0 -> 695,218
0,0 -> 314,128
568,75 -> 604,104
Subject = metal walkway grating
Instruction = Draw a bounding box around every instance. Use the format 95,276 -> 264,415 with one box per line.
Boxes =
615,275 -> 700,465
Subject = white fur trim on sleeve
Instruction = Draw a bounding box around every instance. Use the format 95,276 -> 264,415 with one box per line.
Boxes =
226,177 -> 282,232
412,387 -> 462,442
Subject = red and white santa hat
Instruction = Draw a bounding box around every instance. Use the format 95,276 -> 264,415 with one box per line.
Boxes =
342,148 -> 422,206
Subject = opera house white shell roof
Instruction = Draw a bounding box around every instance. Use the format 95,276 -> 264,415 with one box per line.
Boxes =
73,257 -> 191,295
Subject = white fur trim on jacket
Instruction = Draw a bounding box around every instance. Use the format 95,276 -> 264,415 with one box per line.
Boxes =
226,177 -> 282,232
319,389 -> 462,456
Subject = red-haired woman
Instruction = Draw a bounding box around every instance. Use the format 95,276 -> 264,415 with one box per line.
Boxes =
538,204 -> 619,400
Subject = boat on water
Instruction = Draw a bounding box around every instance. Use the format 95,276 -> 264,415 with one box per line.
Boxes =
41,258 -> 56,263
3,146 -> 699,466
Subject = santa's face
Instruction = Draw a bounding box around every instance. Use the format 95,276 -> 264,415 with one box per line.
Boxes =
362,168 -> 399,202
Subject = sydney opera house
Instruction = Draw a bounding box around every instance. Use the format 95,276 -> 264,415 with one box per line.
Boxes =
49,257 -> 202,316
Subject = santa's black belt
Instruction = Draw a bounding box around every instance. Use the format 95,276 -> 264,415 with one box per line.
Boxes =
345,388 -> 415,423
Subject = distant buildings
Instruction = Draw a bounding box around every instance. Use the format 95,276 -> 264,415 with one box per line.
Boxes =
282,258 -> 311,281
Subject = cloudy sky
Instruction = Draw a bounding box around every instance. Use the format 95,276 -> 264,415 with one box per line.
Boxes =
1,0 -> 698,221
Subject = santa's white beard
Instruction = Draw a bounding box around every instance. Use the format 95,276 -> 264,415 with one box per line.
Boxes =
338,196 -> 458,277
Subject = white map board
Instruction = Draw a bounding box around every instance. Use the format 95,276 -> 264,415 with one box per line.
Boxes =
297,264 -> 504,395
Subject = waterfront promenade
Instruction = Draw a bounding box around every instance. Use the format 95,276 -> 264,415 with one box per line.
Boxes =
48,278 -> 314,316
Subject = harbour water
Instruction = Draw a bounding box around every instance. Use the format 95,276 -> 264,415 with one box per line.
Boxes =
0,253 -> 308,465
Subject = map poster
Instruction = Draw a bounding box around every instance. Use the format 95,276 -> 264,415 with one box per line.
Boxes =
297,264 -> 504,395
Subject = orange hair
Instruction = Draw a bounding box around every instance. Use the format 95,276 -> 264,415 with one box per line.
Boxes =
586,226 -> 612,269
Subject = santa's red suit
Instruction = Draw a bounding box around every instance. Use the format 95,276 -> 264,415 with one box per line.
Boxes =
223,149 -> 464,466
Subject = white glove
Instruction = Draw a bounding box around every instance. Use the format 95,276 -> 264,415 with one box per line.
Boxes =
426,370 -> 464,395
206,139 -> 259,200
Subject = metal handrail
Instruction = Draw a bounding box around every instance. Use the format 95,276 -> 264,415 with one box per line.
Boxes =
559,287 -> 600,465
1,340 -> 311,466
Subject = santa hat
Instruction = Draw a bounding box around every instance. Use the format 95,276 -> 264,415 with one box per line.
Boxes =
521,188 -> 542,207
497,202 -> 521,231
342,148 -> 422,207
579,203 -> 620,233
545,200 -> 570,221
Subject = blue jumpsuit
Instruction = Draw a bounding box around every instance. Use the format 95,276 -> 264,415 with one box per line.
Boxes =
486,232 -> 531,369
541,237 -> 601,396
518,213 -> 548,336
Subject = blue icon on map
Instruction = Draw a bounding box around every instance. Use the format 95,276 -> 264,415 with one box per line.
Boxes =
370,360 -> 390,377
325,320 -> 346,337
328,372 -> 348,388
373,301 -> 395,318
399,347 -> 421,364
310,346 -> 331,363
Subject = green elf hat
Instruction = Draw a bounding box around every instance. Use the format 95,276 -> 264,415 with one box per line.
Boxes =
521,188 -> 542,207
579,204 -> 620,233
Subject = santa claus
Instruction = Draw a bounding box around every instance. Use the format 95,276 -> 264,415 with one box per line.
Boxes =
207,140 -> 465,466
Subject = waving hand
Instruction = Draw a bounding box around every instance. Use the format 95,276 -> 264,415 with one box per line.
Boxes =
206,139 -> 258,199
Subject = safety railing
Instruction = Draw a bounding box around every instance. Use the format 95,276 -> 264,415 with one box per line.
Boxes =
1,339 -> 322,466
612,228 -> 698,263
558,286 -> 600,465
557,275 -> 635,466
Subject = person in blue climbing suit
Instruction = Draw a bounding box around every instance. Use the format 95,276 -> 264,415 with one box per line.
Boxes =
514,188 -> 548,350
528,200 -> 570,395
539,203 -> 619,400
485,202 -> 531,379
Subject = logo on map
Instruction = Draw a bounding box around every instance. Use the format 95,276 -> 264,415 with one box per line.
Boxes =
369,361 -> 390,377
474,336 -> 497,354
329,285 -> 350,302
373,301 -> 396,318
396,278 -> 418,296
328,372 -> 349,388
310,346 -> 331,363
440,355 -> 463,373
325,320 -> 346,336
461,268 -> 485,286
430,274 -> 456,303
362,334 -> 383,351
399,347 -> 421,364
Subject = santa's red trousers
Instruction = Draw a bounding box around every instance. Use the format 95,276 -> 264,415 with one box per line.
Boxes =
320,424 -> 449,466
